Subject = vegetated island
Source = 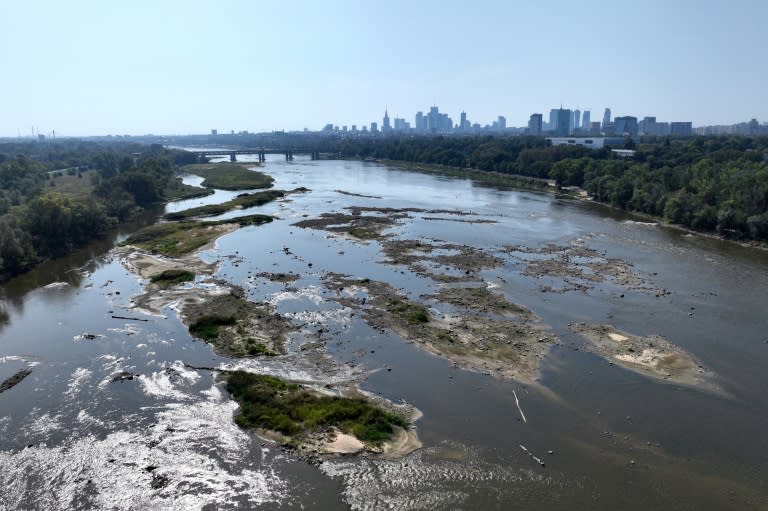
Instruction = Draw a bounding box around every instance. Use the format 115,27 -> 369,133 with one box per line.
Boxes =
164,187 -> 309,221
324,274 -> 556,383
224,370 -> 420,458
180,163 -> 274,190
121,214 -> 273,257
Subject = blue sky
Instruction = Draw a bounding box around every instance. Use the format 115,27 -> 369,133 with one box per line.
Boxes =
1,0 -> 765,136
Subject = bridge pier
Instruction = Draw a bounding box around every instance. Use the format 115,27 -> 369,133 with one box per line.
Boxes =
198,152 -> 207,163
230,152 -> 237,162
285,151 -> 293,161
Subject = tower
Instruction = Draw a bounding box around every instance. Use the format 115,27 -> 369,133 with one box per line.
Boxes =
556,107 -> 571,136
528,114 -> 543,135
383,109 -> 391,133
602,108 -> 611,128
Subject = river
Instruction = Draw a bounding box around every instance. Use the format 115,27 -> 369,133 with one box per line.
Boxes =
1,155 -> 767,510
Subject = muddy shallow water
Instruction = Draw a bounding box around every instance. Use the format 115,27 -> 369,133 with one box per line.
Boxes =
1,155 -> 768,510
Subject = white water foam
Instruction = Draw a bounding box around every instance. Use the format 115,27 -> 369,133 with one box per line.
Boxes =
0,383 -> 289,510
269,284 -> 326,306
64,368 -> 93,400
137,361 -> 200,401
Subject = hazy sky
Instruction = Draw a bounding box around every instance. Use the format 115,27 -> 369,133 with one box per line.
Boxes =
1,0 -> 765,136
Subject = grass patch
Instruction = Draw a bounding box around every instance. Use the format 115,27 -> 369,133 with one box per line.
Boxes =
149,269 -> 195,288
164,190 -> 284,220
245,338 -> 278,356
122,214 -> 273,257
181,163 -> 274,190
164,175 -> 215,201
225,370 -> 408,445
347,227 -> 380,240
49,170 -> 95,200
387,298 -> 430,325
189,315 -> 236,340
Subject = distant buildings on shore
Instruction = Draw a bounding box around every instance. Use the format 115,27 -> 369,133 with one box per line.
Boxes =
312,104 -> 763,139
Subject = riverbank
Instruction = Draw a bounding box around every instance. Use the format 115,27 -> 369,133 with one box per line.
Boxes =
373,158 -> 768,252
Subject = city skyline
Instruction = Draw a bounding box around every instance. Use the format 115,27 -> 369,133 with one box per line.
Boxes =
1,0 -> 767,137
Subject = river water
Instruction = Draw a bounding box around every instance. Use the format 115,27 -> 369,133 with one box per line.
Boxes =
1,155 -> 767,510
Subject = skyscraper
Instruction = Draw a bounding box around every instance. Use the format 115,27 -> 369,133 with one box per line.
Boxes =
614,116 -> 638,136
497,116 -> 506,131
415,111 -> 424,132
528,113 -> 543,135
382,109 -> 391,133
556,107 -> 572,136
582,111 -> 591,130
460,111 -> 467,130
602,108 -> 611,128
573,109 -> 581,131
549,109 -> 559,132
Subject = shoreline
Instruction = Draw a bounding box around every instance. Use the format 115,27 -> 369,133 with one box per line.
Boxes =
370,158 -> 768,252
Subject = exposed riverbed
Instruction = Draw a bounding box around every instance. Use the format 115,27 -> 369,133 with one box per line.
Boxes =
1,155 -> 768,510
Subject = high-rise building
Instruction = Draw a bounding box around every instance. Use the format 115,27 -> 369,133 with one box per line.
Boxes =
582,111 -> 590,130
460,111 -> 468,130
589,122 -> 602,136
549,109 -> 559,132
572,109 -> 581,131
427,106 -> 439,132
670,122 -> 693,137
614,116 -> 638,136
425,106 -> 452,133
415,111 -> 424,132
497,116 -> 506,131
602,108 -> 611,128
556,107 -> 572,136
211,129 -> 218,136
370,122 -> 378,133
528,114 -> 543,135
382,109 -> 391,133
639,117 -> 657,136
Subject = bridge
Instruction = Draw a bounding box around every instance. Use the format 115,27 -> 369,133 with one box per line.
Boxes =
191,148 -> 335,162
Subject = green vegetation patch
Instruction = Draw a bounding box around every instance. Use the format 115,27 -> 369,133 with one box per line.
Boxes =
164,190 -> 284,220
122,214 -> 273,257
387,298 -> 430,325
424,287 -> 532,317
181,163 -> 274,190
183,291 -> 292,357
164,175 -> 215,201
225,370 -> 408,444
149,268 -> 195,288
189,314 -> 236,340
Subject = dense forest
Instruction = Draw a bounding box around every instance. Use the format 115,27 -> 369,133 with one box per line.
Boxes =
0,141 -> 199,281
320,136 -> 768,242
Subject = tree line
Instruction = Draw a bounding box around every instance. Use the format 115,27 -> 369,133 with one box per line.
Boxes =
0,141 -> 197,281
320,135 -> 768,242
